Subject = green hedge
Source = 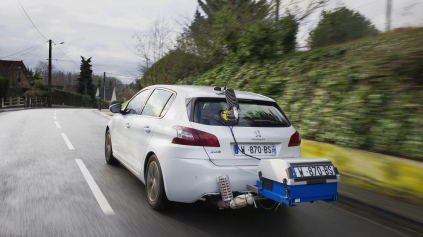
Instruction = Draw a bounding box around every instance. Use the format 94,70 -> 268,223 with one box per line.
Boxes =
52,89 -> 82,107
178,28 -> 423,160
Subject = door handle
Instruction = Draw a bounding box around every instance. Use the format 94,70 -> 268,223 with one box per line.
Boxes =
144,126 -> 150,133
125,123 -> 130,129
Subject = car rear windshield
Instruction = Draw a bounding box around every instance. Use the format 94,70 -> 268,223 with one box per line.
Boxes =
192,98 -> 290,127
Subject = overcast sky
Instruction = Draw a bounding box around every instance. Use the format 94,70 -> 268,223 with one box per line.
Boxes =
0,0 -> 422,84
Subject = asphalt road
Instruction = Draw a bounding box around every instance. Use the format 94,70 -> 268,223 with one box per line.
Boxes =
0,109 -> 415,237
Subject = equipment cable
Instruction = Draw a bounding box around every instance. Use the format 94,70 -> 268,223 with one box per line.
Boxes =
229,126 -> 261,160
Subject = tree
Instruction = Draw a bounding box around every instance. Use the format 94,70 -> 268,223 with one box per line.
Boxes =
270,0 -> 330,22
189,0 -> 269,61
34,61 -> 54,84
211,5 -> 299,63
134,17 -> 174,74
308,7 -> 380,49
135,78 -> 143,90
76,56 -> 95,99
97,79 -> 102,90
28,68 -> 42,81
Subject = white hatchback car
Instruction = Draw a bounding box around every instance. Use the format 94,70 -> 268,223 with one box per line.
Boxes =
105,85 -> 301,210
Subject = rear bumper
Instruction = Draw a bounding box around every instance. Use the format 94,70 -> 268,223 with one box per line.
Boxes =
160,157 -> 258,203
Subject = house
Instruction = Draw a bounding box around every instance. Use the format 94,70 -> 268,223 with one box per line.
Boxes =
0,60 -> 33,97
51,85 -> 64,90
96,86 -> 117,102
64,85 -> 78,92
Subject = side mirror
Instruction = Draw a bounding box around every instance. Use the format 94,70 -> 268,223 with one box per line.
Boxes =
110,103 -> 122,113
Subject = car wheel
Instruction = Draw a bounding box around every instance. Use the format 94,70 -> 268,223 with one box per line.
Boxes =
105,130 -> 119,165
146,155 -> 169,210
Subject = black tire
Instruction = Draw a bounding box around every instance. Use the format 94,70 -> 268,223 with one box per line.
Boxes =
145,155 -> 169,210
105,130 -> 119,165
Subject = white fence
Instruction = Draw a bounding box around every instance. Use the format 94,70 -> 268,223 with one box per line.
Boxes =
0,97 -> 47,108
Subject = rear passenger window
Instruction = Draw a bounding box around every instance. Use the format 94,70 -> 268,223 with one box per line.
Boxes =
141,89 -> 173,117
160,94 -> 176,117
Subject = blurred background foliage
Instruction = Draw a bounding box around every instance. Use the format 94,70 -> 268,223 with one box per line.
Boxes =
135,0 -> 423,160
177,28 -> 423,160
308,7 -> 380,49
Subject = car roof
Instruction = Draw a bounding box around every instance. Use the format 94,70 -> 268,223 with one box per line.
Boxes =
144,85 -> 274,102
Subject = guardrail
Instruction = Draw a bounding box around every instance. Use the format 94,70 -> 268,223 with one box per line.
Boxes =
301,139 -> 423,198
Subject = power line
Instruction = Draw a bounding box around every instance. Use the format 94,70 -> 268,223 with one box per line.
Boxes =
352,0 -> 382,10
53,59 -> 138,70
26,44 -> 46,68
0,41 -> 47,59
10,43 -> 45,60
54,59 -> 66,72
53,43 -> 79,68
369,2 -> 423,19
16,3 -> 45,42
394,18 -> 423,25
65,43 -> 136,55
17,0 -> 48,41
91,64 -> 138,70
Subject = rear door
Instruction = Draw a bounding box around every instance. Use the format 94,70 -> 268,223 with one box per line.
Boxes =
189,98 -> 297,166
126,89 -> 175,173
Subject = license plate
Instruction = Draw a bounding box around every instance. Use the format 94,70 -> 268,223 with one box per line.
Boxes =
292,166 -> 335,177
234,144 -> 277,156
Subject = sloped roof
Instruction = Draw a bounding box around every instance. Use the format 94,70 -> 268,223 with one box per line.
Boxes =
0,60 -> 33,83
98,87 -> 116,101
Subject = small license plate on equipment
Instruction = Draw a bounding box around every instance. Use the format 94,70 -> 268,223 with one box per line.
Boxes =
234,144 -> 277,156
292,165 -> 335,177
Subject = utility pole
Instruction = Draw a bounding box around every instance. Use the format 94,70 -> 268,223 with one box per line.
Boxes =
103,72 -> 106,102
48,39 -> 52,107
386,0 -> 392,32
275,0 -> 280,22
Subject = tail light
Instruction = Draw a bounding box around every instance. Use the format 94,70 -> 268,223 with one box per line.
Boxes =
288,131 -> 301,147
171,126 -> 220,147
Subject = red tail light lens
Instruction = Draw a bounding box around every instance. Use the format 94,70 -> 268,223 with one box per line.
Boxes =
288,131 -> 301,147
172,126 -> 220,147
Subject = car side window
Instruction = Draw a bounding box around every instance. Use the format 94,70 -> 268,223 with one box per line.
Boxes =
125,90 -> 150,115
160,94 -> 176,117
141,89 -> 173,117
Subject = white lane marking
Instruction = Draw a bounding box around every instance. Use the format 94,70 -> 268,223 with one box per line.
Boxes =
54,116 -> 57,120
55,121 -> 61,128
75,159 -> 115,215
61,133 -> 74,150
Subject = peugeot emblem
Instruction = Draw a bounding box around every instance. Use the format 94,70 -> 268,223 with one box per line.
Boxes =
254,130 -> 261,137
